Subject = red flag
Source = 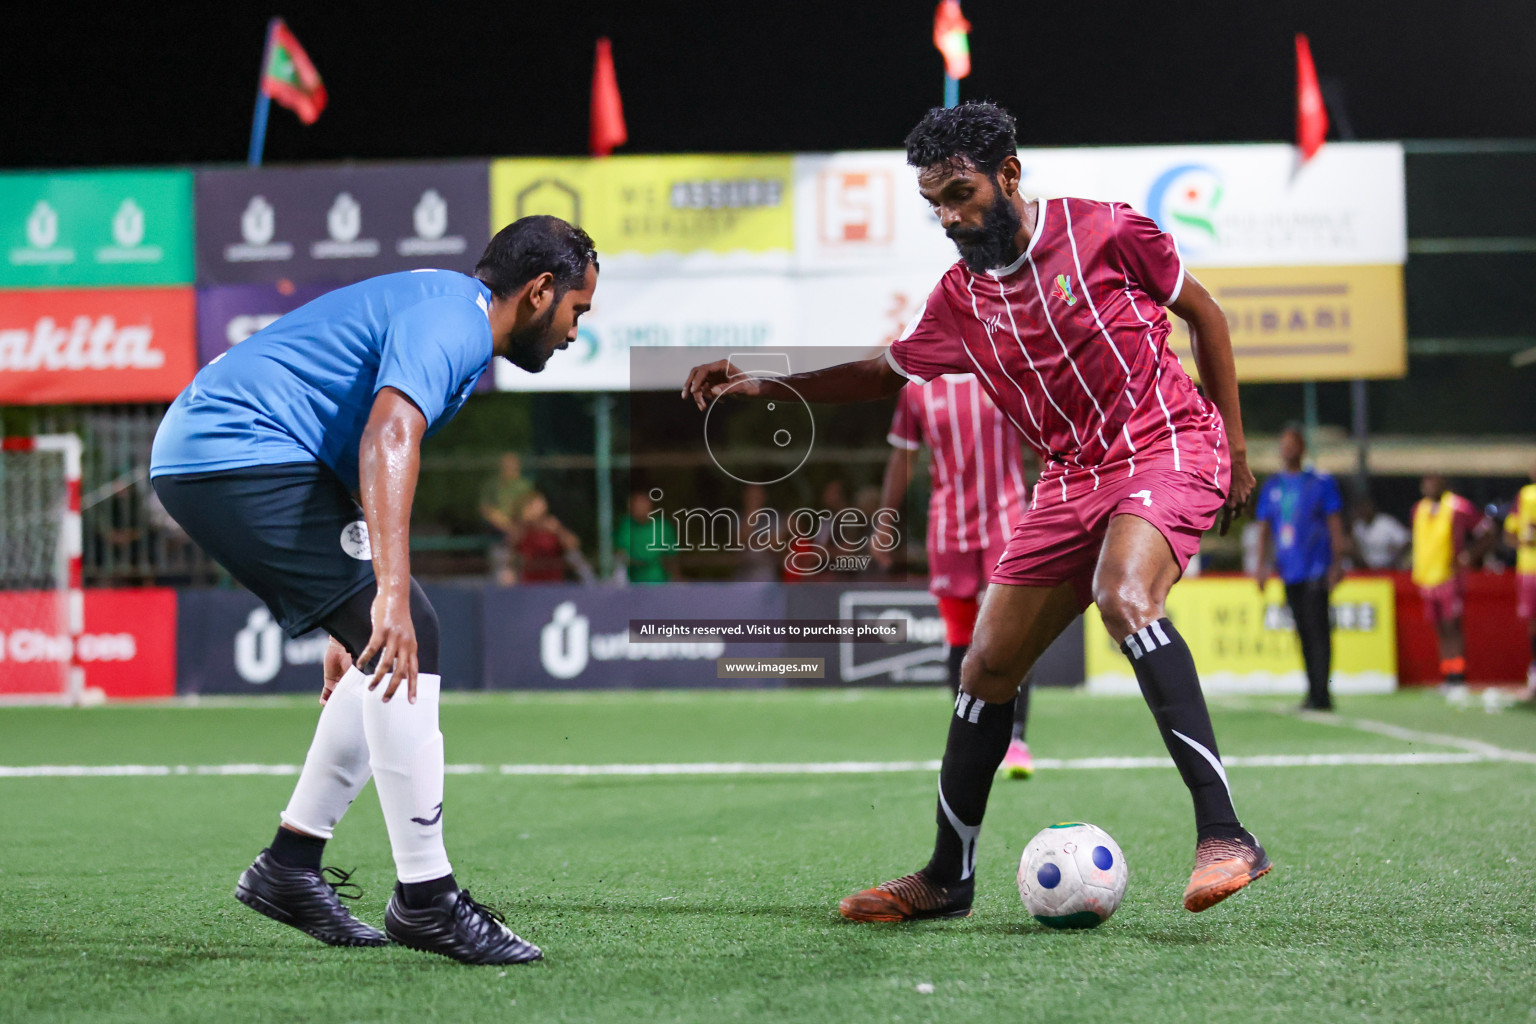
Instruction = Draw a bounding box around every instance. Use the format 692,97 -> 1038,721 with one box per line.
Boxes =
260,18 -> 327,125
933,1 -> 972,80
590,37 -> 627,158
1295,33 -> 1328,162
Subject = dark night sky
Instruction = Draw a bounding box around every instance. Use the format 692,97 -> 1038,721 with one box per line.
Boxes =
5,0 -> 1535,168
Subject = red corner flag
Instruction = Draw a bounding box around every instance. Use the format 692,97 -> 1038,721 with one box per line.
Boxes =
590,37 -> 627,158
261,18 -> 327,125
933,1 -> 972,80
1295,33 -> 1328,162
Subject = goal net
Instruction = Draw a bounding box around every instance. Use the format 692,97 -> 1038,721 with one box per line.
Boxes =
0,435 -> 85,704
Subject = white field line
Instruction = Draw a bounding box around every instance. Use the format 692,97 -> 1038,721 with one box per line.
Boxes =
1294,710 -> 1536,765
0,750 -> 1504,779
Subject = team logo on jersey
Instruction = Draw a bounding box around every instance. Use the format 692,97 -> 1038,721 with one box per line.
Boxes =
1053,273 -> 1078,306
340,521 -> 372,560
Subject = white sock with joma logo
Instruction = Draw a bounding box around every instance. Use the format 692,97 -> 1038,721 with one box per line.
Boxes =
280,666 -> 372,839
363,671 -> 453,884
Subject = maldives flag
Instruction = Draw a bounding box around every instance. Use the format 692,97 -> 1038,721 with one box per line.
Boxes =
590,37 -> 627,158
1295,33 -> 1328,162
261,18 -> 327,125
933,0 -> 972,80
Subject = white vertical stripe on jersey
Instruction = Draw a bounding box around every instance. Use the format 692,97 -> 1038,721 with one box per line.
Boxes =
922,387 -> 951,554
967,379 -> 989,548
961,274 -> 1047,446
1022,220 -> 1111,452
1120,270 -> 1181,472
989,274 -> 1084,456
944,376 -> 971,550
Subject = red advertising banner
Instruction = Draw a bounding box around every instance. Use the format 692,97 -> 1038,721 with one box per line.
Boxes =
0,588 -> 177,699
0,287 -> 196,403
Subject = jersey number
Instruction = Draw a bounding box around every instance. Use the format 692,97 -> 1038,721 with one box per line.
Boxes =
1130,489 -> 1153,507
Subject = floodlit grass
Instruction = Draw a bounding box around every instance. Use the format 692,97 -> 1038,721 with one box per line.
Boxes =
3,688 -> 1534,1023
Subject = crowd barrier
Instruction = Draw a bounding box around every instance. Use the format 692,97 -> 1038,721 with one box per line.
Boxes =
5,574 -> 1529,700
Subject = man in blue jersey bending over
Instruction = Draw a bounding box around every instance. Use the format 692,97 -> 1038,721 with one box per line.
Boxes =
150,216 -> 597,965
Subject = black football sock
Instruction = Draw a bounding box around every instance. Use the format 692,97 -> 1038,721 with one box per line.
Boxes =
270,826 -> 325,872
399,873 -> 459,909
1012,674 -> 1032,742
946,645 -> 967,697
924,691 -> 1016,884
1122,618 -> 1242,841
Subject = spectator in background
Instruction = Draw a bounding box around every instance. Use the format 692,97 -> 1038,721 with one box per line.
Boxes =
1253,426 -> 1348,711
481,453 -> 536,585
733,483 -> 780,582
615,489 -> 677,583
1412,474 -> 1489,689
1350,496 -> 1410,570
1503,459 -> 1536,697
513,491 -> 592,583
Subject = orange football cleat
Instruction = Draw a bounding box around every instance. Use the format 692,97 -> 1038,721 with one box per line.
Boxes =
1183,832 -> 1272,912
838,871 -> 974,922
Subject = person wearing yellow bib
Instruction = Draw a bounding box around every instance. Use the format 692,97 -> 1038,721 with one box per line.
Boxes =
1412,475 -> 1486,686
1502,462 -> 1536,696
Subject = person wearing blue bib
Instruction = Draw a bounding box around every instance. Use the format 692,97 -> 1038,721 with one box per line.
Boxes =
1253,426 -> 1348,711
150,216 -> 597,965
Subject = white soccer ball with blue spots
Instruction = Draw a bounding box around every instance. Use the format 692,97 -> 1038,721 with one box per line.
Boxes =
1017,822 -> 1128,929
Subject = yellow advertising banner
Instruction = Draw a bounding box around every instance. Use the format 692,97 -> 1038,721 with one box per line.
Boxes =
1083,577 -> 1397,695
1167,264 -> 1406,382
490,155 -> 794,258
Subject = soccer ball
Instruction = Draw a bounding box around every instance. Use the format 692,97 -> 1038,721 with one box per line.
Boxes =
1017,822 -> 1128,929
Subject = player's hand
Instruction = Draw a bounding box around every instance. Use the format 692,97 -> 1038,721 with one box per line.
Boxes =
682,359 -> 759,411
1254,571 -> 1270,594
1328,561 -> 1346,590
1219,451 -> 1257,536
359,587 -> 418,703
321,637 -> 353,706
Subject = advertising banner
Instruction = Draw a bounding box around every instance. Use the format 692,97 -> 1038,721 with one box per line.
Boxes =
195,162 -> 489,286
194,281 -> 338,365
0,169 -> 194,288
1168,264 -> 1406,381
0,287 -> 197,404
1082,576 -> 1397,695
0,588 -> 177,699
481,583 -> 786,689
791,152 -> 953,277
490,155 -> 794,274
495,273 -> 938,392
792,144 -> 1405,272
174,585 -> 482,695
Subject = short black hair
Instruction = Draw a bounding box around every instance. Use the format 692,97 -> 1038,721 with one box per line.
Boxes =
905,100 -> 1018,177
475,215 -> 598,301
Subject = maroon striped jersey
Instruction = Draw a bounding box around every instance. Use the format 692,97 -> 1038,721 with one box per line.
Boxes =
888,374 -> 1029,555
886,197 -> 1226,505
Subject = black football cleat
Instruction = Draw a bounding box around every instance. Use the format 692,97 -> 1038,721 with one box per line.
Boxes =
235,849 -> 388,947
385,887 -> 542,965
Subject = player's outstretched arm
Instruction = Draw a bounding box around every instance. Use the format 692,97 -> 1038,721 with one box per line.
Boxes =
682,354 -> 906,411
1170,276 -> 1254,534
357,386 -> 428,702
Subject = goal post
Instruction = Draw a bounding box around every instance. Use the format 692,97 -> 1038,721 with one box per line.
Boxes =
0,434 -> 87,704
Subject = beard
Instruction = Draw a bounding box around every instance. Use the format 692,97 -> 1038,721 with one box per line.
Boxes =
948,189 -> 1023,273
503,304 -> 558,373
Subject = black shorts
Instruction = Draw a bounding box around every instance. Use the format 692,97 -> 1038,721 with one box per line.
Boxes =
153,462 -> 376,638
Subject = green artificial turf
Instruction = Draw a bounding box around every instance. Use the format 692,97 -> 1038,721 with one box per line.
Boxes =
3,689 -> 1534,1023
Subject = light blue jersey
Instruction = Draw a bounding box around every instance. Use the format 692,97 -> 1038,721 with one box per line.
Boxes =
151,270 -> 493,489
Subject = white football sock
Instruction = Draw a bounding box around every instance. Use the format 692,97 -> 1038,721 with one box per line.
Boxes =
279,667 -> 372,839
362,671 -> 453,883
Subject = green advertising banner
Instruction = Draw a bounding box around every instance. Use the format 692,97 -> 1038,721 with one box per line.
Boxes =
0,170 -> 193,288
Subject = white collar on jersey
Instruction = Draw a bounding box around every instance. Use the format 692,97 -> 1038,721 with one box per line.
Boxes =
985,196 -> 1046,278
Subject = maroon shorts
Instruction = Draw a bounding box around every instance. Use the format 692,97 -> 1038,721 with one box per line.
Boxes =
1419,578 -> 1466,624
928,535 -> 1011,601
991,449 -> 1229,609
1518,574 -> 1536,621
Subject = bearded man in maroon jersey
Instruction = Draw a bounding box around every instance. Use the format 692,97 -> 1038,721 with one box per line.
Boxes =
684,101 -> 1267,921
